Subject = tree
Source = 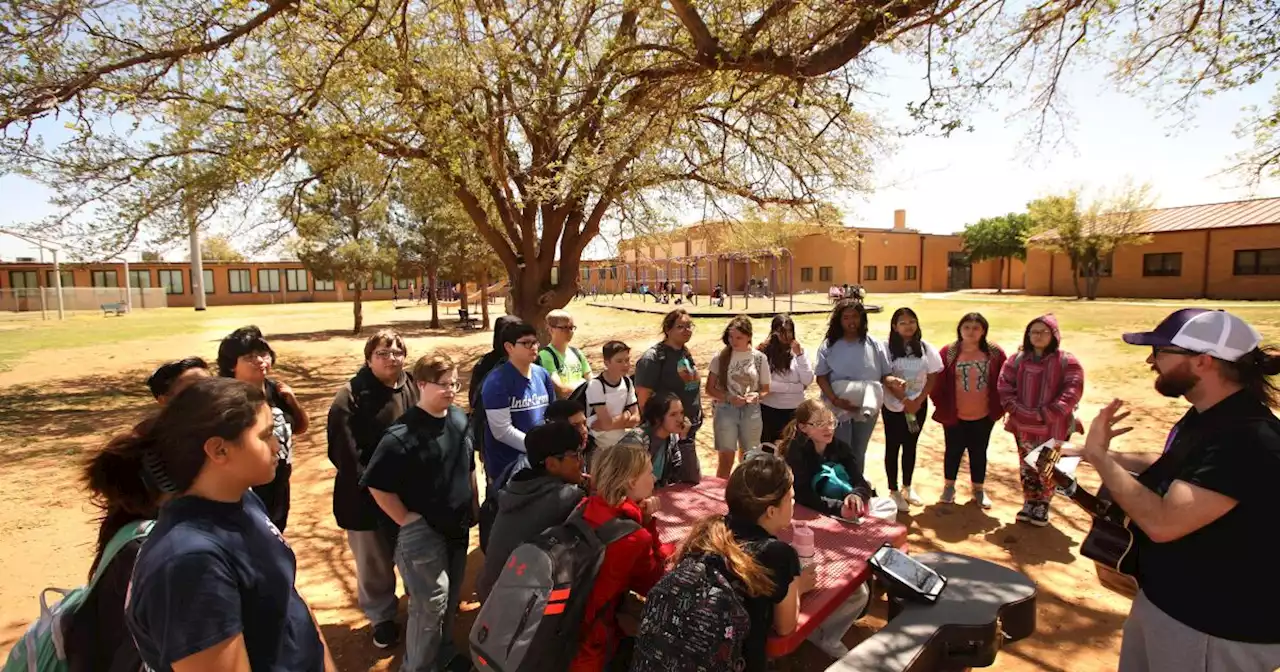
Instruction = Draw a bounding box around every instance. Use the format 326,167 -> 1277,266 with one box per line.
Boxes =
1028,184 -> 1154,300
6,0 -> 1279,327
140,250 -> 163,262
960,213 -> 1031,294
285,150 -> 399,333
192,234 -> 247,262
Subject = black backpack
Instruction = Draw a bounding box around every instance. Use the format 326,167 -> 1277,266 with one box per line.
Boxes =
471,506 -> 640,672
631,554 -> 750,672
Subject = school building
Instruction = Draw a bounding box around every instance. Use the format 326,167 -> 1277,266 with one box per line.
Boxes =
578,210 -> 1024,295
1024,196 -> 1280,300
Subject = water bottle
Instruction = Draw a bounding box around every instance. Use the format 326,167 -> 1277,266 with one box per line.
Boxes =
906,411 -> 920,434
792,522 -> 815,568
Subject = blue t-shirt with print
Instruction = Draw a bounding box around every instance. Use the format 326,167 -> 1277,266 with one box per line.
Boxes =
125,492 -> 324,671
480,361 -> 554,481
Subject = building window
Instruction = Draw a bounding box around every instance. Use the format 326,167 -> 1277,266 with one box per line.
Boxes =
905,266 -> 918,281
819,266 -> 833,282
397,276 -> 411,289
1234,248 -> 1280,276
1080,252 -> 1114,277
582,267 -> 592,282
258,269 -> 281,293
314,278 -> 335,291
92,270 -> 119,288
46,270 -> 74,288
373,271 -> 393,290
9,271 -> 38,296
192,269 -> 214,294
229,269 -> 252,293
800,267 -> 814,282
286,269 -> 308,292
1142,253 -> 1182,277
885,266 -> 898,281
863,265 -> 877,281
158,269 -> 184,295
127,269 -> 151,288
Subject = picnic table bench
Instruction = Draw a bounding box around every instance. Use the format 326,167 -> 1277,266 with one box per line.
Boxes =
652,477 -> 908,658
101,302 -> 127,316
457,307 -> 481,330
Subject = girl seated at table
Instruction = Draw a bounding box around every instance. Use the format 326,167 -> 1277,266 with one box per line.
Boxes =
571,437 -> 673,672
639,393 -> 696,487
777,399 -> 875,520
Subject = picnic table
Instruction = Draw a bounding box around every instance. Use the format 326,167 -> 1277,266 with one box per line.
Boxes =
652,477 -> 908,658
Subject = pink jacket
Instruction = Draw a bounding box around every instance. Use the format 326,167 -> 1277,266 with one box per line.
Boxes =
997,314 -> 1085,441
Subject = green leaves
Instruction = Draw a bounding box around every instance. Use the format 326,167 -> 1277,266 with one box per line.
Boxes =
961,213 -> 1031,263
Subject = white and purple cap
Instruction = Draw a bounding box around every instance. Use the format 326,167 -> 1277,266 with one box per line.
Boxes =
1122,308 -> 1262,363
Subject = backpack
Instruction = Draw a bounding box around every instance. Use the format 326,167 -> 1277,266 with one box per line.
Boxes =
3,520 -> 155,672
470,506 -> 640,672
630,555 -> 750,672
580,377 -> 634,425
540,345 -> 587,381
478,453 -> 532,553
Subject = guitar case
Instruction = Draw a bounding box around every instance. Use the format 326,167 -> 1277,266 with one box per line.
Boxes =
831,552 -> 1037,672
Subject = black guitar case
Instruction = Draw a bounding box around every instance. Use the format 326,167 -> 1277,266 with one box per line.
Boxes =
830,552 -> 1037,672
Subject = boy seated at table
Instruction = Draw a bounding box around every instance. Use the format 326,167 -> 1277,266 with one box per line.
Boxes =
477,421 -> 588,601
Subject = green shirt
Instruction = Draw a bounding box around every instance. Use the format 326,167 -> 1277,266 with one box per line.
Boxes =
538,345 -> 590,389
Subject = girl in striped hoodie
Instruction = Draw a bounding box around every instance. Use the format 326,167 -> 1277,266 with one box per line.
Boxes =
997,314 -> 1085,527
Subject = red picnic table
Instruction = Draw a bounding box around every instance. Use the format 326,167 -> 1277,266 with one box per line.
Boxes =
652,477 -> 909,658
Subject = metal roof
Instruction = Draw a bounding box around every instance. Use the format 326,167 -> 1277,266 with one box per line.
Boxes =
1030,196 -> 1280,241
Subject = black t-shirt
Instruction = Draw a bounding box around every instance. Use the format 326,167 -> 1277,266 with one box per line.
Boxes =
634,343 -> 702,425
1135,390 -> 1280,643
361,405 -> 475,541
125,493 -> 324,671
727,515 -> 801,672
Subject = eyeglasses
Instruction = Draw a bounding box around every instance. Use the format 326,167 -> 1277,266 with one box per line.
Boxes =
554,325 -> 578,332
514,339 -> 540,349
374,349 -> 406,360
673,323 -> 695,331
430,380 -> 462,392
1028,329 -> 1052,337
1152,346 -> 1200,357
239,352 -> 272,363
803,421 -> 837,430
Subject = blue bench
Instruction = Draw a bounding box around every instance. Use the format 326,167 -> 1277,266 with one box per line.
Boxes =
101,302 -> 127,316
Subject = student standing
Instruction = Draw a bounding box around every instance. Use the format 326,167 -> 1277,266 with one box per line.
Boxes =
586,340 -> 640,451
634,309 -> 703,481
123,377 -> 336,671
477,421 -> 587,601
707,315 -> 771,479
362,355 -> 478,672
146,357 -> 211,405
326,331 -> 417,649
814,300 -> 904,481
217,326 -> 309,532
758,314 -> 814,446
882,308 -> 943,511
997,314 -> 1085,527
539,309 -> 592,399
481,320 -> 555,488
930,313 -> 1008,508
570,438 -> 673,672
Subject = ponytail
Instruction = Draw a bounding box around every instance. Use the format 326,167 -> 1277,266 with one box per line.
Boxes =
83,417 -> 164,579
676,515 -> 774,598
1224,345 -> 1280,409
775,419 -> 800,459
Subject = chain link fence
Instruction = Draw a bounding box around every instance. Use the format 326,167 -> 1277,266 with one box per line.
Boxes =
0,287 -> 169,318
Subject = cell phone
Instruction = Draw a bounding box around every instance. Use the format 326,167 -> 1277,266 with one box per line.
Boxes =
868,544 -> 947,603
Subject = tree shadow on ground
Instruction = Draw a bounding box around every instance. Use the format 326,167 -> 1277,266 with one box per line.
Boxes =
0,370 -> 155,466
270,321 -> 489,345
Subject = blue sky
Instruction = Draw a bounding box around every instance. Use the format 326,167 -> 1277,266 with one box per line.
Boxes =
3,49 -> 1277,261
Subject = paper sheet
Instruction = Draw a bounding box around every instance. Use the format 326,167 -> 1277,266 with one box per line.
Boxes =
1022,438 -> 1082,478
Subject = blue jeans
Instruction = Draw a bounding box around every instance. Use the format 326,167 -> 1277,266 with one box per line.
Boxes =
712,402 -> 763,455
395,518 -> 467,672
836,410 -> 880,481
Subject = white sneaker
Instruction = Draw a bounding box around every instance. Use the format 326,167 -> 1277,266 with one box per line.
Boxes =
890,489 -> 908,511
905,487 -> 923,506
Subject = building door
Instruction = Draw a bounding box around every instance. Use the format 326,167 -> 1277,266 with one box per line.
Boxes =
947,252 -> 972,291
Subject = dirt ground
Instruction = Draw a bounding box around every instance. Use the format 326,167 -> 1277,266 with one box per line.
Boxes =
0,295 -> 1267,671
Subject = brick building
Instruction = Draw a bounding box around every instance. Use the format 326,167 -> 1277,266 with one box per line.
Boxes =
577,209 -> 1025,296
1024,197 -> 1280,300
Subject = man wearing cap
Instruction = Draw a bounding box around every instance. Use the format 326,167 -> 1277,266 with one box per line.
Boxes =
1066,309 -> 1280,671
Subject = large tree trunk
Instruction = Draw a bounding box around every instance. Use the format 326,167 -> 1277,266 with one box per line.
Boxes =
428,268 -> 440,329
480,267 -> 491,330
1086,273 -> 1101,301
459,278 -> 470,322
997,257 -> 1005,294
1069,260 -> 1083,298
352,286 -> 364,334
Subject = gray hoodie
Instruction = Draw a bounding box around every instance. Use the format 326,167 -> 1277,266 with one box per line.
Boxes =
477,469 -> 585,600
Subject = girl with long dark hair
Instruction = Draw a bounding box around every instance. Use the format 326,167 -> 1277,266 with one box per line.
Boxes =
758,314 -> 815,446
119,377 -> 335,670
882,307 -> 943,511
929,313 -> 1008,508
706,315 -> 771,478
814,299 -> 905,480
